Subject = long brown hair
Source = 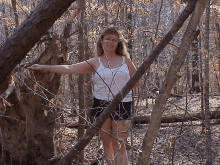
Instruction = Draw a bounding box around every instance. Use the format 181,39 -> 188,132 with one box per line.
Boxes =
95,27 -> 129,57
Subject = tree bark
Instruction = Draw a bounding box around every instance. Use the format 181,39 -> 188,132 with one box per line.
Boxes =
56,2 -> 197,164
215,22 -> 220,91
137,1 -> 209,164
63,110 -> 220,128
190,38 -> 201,93
0,0 -> 76,95
77,0 -> 86,163
204,1 -> 212,164
2,3 -> 9,38
11,0 -> 19,28
132,110 -> 220,124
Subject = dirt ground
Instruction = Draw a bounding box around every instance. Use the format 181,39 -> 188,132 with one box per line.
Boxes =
55,95 -> 220,164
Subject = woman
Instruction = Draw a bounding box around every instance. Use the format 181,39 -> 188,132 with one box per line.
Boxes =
29,27 -> 140,165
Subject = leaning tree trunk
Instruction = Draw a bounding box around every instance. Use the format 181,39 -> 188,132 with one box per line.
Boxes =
0,37 -> 63,164
0,0 -> 76,95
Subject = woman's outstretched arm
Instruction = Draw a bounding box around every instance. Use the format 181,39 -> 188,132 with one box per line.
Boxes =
29,58 -> 98,74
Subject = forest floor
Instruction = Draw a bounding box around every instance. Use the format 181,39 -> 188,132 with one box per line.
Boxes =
55,94 -> 220,165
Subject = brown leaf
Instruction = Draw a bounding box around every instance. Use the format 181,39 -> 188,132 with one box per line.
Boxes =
170,134 -> 174,140
195,141 -> 203,148
217,148 -> 220,155
0,98 -> 11,112
203,128 -> 209,133
3,99 -> 12,107
168,139 -> 172,149
99,9 -> 108,14
44,110 -> 48,116
150,36 -> 158,45
34,84 -> 37,92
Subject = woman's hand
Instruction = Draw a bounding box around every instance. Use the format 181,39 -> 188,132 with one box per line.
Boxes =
28,64 -> 46,70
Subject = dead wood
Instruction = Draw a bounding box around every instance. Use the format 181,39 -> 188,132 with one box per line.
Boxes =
0,0 -> 76,95
132,110 -> 220,124
0,37 -> 64,164
0,79 -> 15,100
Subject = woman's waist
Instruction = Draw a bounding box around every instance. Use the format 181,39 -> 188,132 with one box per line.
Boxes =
93,90 -> 132,102
93,85 -> 132,94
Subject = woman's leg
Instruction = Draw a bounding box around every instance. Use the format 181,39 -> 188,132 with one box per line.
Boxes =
100,117 -> 115,165
112,120 -> 131,165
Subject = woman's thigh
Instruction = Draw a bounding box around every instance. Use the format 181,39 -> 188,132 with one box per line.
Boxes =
99,117 -> 112,139
112,120 -> 131,141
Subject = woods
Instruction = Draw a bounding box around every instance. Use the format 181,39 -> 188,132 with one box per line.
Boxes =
0,0 -> 220,164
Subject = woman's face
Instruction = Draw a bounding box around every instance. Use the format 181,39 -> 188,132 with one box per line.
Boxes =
102,33 -> 119,53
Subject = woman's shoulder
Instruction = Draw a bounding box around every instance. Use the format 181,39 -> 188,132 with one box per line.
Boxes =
88,57 -> 100,70
124,55 -> 132,64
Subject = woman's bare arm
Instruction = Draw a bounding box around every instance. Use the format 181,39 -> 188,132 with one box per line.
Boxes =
29,58 -> 98,74
124,56 -> 140,89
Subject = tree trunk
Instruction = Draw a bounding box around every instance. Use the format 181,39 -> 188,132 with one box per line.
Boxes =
137,1 -> 208,164
11,0 -> 19,28
77,0 -> 86,163
132,110 -> 220,124
204,1 -> 212,164
66,110 -> 220,127
56,2 -> 197,164
190,38 -> 201,93
0,37 -> 63,164
0,0 -> 76,94
2,3 -> 9,38
199,33 -> 205,129
60,9 -> 79,117
84,31 -> 93,123
215,22 -> 220,91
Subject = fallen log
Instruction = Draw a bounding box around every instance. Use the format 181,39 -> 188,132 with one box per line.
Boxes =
132,110 -> 220,124
60,110 -> 220,129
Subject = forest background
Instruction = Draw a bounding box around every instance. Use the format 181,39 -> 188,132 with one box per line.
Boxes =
0,0 -> 220,164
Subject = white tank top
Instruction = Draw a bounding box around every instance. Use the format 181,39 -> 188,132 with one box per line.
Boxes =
93,56 -> 132,102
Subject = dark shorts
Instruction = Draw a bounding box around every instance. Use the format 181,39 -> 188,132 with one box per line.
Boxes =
90,97 -> 132,120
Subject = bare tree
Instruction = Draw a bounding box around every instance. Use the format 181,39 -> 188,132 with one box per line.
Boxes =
204,0 -> 212,164
190,38 -> 201,93
77,0 -> 86,163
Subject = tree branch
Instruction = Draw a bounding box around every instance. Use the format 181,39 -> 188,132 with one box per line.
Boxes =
0,0 -> 76,95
